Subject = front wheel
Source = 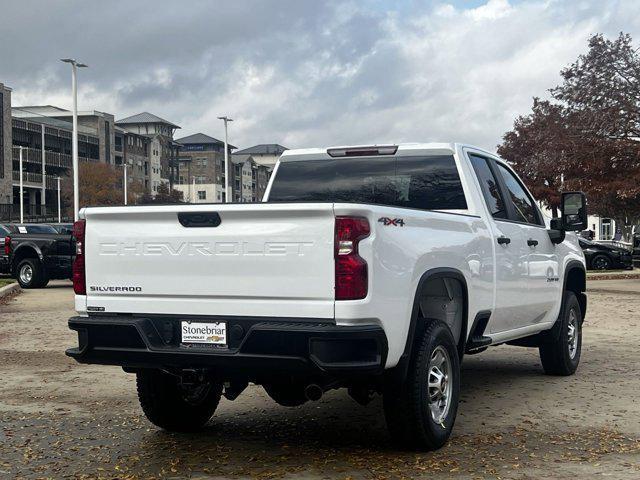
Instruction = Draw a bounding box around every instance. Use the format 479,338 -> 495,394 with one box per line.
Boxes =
136,369 -> 223,432
591,254 -> 611,270
539,291 -> 582,376
384,320 -> 460,450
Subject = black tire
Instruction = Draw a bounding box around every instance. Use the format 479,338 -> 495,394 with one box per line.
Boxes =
383,320 -> 460,451
136,369 -> 223,432
16,258 -> 45,289
539,291 -> 582,376
590,254 -> 611,270
263,383 -> 308,407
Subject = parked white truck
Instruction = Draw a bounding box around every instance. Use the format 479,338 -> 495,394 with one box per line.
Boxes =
67,143 -> 588,450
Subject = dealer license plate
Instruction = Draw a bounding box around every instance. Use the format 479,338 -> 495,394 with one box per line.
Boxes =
181,321 -> 227,345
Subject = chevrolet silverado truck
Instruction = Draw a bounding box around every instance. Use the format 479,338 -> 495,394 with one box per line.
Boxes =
66,143 -> 588,450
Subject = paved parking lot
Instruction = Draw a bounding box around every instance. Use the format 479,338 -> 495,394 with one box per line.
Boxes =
1,280 -> 639,479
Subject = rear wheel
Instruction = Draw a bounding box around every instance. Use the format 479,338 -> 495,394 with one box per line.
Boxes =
136,369 -> 223,431
383,320 -> 460,450
16,258 -> 46,289
539,291 -> 582,376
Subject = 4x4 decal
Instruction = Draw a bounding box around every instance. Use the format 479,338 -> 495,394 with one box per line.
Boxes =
378,217 -> 405,227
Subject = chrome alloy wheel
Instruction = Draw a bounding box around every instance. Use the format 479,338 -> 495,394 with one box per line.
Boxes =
567,308 -> 579,360
19,264 -> 33,285
427,345 -> 452,424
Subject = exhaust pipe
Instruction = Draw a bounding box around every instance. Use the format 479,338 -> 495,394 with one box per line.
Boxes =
304,384 -> 323,402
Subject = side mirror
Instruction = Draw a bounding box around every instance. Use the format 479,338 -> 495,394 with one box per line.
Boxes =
561,191 -> 587,231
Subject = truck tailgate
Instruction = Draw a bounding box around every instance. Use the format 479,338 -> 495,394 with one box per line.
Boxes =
82,204 -> 336,318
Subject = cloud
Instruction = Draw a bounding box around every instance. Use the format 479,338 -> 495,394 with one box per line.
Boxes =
1,0 -> 639,151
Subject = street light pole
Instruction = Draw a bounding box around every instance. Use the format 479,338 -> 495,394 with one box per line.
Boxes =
61,59 -> 88,221
57,177 -> 61,223
19,146 -> 24,224
217,116 -> 233,203
123,163 -> 128,205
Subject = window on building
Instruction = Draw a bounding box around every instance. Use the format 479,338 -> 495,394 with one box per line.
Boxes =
601,218 -> 613,240
198,190 -> 206,200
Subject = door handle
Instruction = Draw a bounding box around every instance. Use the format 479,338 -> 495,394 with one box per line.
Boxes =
527,239 -> 539,247
497,236 -> 511,245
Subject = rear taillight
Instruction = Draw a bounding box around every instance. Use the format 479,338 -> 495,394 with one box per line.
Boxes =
335,216 -> 370,300
3,236 -> 10,256
72,219 -> 86,295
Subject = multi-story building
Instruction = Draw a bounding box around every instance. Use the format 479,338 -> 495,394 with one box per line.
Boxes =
173,133 -> 235,203
114,127 -> 152,196
115,112 -> 181,187
12,105 -> 115,165
230,154 -> 273,202
0,83 -> 11,208
232,144 -> 287,168
7,107 -> 101,219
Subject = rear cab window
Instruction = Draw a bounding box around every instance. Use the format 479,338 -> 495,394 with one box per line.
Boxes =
268,155 -> 468,211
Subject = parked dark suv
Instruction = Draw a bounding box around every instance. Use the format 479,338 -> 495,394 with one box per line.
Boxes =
578,237 -> 633,270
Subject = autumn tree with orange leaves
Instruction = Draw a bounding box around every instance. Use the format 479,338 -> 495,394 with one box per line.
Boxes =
61,162 -> 144,215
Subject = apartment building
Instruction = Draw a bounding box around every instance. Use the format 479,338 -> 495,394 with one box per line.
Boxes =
114,127 -> 153,195
233,143 -> 287,168
115,112 -> 181,187
173,136 -> 277,203
0,83 -> 11,206
231,154 -> 272,202
13,105 -> 115,165
173,133 -> 233,203
4,104 -> 102,219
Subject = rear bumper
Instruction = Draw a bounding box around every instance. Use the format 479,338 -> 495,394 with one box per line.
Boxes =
66,315 -> 388,376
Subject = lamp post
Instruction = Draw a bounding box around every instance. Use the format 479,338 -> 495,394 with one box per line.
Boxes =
123,162 -> 128,205
19,146 -> 24,223
217,116 -> 233,203
60,58 -> 88,221
57,177 -> 61,223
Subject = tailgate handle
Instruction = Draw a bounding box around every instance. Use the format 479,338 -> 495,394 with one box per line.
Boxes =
178,212 -> 221,228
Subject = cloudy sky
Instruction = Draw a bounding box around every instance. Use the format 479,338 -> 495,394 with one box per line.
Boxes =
1,0 -> 639,151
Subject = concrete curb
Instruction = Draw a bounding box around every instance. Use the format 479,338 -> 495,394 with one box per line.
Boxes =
0,282 -> 20,300
587,273 -> 640,281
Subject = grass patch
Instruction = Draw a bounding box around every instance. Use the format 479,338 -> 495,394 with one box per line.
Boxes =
0,278 -> 16,288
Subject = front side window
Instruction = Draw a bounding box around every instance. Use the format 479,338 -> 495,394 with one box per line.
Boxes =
496,163 -> 540,225
469,155 -> 507,219
268,155 -> 467,210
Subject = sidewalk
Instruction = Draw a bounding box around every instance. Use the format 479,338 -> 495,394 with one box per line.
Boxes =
587,278 -> 640,295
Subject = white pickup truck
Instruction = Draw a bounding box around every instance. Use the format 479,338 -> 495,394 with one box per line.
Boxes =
67,143 -> 588,450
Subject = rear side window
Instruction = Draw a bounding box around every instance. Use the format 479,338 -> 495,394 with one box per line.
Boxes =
268,155 -> 467,211
496,163 -> 541,225
469,155 -> 507,219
